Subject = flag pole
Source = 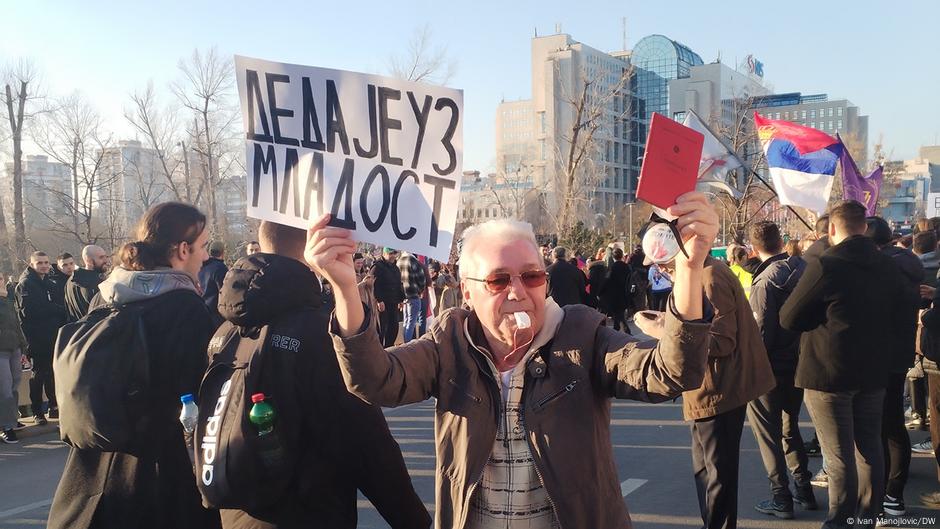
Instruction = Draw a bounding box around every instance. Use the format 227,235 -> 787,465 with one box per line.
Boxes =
747,167 -> 815,232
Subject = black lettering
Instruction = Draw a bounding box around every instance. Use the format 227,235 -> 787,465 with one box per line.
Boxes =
378,87 -> 403,166
391,169 -> 418,240
251,143 -> 277,208
407,92 -> 433,169
279,148 -> 301,216
303,152 -> 325,220
329,158 -> 357,229
246,70 -> 272,142
265,73 -> 298,146
301,77 -> 325,150
360,165 -> 390,232
326,80 -> 350,155
353,84 -> 379,158
433,98 -> 459,175
424,174 -> 456,247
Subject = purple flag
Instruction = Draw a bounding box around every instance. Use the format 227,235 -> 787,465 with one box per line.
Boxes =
838,134 -> 883,215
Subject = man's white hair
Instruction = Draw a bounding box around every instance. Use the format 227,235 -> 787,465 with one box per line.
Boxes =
458,219 -> 540,278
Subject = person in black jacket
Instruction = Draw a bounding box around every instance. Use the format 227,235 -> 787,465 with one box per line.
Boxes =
599,248 -> 631,331
586,253 -> 607,310
64,245 -> 111,321
199,241 -> 229,328
15,252 -> 69,424
745,221 -> 815,519
371,248 -> 406,347
865,216 -> 922,516
215,221 -> 430,529
545,246 -> 586,307
780,201 -> 908,529
48,202 -> 219,529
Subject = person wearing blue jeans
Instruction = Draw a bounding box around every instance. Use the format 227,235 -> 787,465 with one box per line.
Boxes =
398,252 -> 428,343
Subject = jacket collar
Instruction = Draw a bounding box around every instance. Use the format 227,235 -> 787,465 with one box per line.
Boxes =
753,252 -> 789,278
464,299 -> 564,375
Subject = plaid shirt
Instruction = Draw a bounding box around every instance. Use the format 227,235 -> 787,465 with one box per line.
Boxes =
465,301 -> 564,529
397,254 -> 427,299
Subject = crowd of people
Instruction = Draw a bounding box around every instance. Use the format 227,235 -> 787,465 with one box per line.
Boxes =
0,194 -> 939,529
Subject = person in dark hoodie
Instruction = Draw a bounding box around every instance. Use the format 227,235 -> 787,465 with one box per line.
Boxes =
64,245 -> 111,321
214,221 -> 430,529
199,240 -> 229,328
599,247 -> 631,331
866,216 -> 922,516
47,202 -> 220,529
780,201 -> 909,529
15,251 -> 69,424
746,220 -> 816,519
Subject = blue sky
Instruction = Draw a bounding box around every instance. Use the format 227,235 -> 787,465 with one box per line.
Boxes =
4,0 -> 937,170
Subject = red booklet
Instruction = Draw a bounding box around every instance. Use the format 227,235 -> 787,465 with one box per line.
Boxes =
636,113 -> 705,209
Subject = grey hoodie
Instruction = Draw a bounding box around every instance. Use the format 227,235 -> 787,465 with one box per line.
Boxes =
97,267 -> 201,306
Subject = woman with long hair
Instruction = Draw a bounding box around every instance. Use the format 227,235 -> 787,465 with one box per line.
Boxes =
48,202 -> 220,529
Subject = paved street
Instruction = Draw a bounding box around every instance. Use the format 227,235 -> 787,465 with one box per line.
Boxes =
2,399 -> 939,529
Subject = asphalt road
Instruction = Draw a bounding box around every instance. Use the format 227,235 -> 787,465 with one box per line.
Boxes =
2,400 -> 939,529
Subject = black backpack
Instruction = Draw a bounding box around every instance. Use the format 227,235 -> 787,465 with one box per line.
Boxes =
53,300 -> 154,453
193,319 -> 305,511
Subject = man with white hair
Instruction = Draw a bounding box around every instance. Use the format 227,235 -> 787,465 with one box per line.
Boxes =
64,245 -> 110,321
304,192 -> 719,529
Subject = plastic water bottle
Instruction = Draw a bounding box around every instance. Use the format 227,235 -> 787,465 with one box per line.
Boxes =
248,393 -> 276,436
179,394 -> 198,434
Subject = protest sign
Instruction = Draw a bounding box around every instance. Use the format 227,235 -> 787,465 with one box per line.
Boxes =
927,193 -> 940,219
234,56 -> 464,261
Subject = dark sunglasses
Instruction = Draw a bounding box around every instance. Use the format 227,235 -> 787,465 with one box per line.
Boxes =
465,270 -> 547,293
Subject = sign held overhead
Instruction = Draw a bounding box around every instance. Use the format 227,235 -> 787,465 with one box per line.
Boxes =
234,56 -> 464,261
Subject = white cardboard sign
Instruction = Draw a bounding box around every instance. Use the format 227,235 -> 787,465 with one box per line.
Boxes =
234,56 -> 464,261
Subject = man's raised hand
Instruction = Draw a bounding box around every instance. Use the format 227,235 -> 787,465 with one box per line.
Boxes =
304,214 -> 358,291
667,192 -> 719,269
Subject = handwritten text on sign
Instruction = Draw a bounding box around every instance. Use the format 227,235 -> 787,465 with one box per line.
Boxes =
234,56 -> 463,261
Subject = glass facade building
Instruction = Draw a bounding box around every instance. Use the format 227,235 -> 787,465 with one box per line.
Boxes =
631,34 -> 704,124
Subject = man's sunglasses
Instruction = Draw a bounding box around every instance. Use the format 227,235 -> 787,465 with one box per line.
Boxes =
465,270 -> 547,293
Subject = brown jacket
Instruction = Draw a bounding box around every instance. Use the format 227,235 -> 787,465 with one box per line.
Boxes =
331,303 -> 711,529
682,258 -> 776,420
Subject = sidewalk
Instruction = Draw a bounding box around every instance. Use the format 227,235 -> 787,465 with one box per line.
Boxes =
12,416 -> 59,441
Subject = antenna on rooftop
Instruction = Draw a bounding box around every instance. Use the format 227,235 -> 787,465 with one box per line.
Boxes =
622,17 -> 627,51
555,22 -> 562,34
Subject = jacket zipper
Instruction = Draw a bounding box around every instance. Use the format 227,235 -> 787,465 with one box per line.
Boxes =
521,404 -> 563,529
447,378 -> 482,403
536,379 -> 579,408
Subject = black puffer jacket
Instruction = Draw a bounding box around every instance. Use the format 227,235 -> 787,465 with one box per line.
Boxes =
749,253 -> 806,375
14,267 -> 68,361
64,268 -> 105,321
215,254 -> 429,529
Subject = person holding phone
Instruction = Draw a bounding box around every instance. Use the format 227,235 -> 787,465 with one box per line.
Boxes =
648,263 -> 673,311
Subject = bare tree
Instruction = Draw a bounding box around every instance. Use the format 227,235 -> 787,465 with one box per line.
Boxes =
2,59 -> 44,259
389,24 -> 457,85
486,159 -> 538,221
30,92 -> 118,246
126,82 -> 193,203
551,61 -> 634,244
171,47 -> 239,237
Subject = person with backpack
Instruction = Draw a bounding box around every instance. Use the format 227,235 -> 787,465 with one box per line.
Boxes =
47,202 -> 220,529
200,221 -> 429,529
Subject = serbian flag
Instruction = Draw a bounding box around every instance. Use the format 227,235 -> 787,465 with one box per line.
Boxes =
755,113 -> 841,213
838,133 -> 883,215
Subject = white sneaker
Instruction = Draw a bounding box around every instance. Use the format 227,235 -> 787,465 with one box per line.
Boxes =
912,440 -> 934,454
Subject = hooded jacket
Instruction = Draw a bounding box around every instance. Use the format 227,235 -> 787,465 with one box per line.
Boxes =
48,267 -> 217,529
199,256 -> 229,327
64,268 -> 105,321
780,235 -> 909,392
15,267 -> 68,360
214,254 -> 430,529
749,253 -> 807,374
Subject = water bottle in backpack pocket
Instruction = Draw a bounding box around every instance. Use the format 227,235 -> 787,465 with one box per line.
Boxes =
193,325 -> 301,512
